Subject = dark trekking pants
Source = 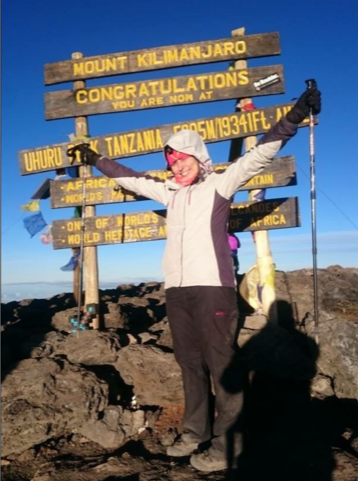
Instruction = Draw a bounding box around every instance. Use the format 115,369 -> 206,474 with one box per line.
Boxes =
166,286 -> 245,456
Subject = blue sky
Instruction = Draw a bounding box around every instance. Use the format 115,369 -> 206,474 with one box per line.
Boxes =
2,0 -> 357,301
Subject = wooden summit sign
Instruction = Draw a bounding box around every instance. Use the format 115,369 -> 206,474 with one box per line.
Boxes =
45,65 -> 284,120
52,197 -> 299,249
44,32 -> 280,85
50,156 -> 296,208
19,103 -> 299,175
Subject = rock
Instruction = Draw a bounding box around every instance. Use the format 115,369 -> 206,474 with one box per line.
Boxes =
17,448 -> 37,462
243,313 -> 268,331
117,283 -> 136,296
1,301 -> 19,325
50,309 -> 75,332
63,330 -> 121,365
114,345 -> 184,405
79,419 -> 125,450
138,281 -> 164,297
102,301 -> 127,329
118,297 -> 156,333
127,333 -> 138,344
160,429 -> 177,446
275,267 -> 358,326
2,328 -> 68,374
1,358 -> 108,456
306,313 -> 358,399
6,296 -> 76,332
150,317 -> 173,349
102,296 -> 157,332
19,331 -> 67,359
118,408 -> 146,438
138,332 -> 158,344
119,296 -> 150,308
1,269 -> 357,481
320,268 -> 358,323
79,405 -> 146,450
311,374 -> 335,399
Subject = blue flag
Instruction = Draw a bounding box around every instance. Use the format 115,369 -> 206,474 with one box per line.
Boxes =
23,212 -> 47,237
60,250 -> 80,271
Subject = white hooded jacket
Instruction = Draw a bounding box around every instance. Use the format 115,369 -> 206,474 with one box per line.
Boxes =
95,117 -> 298,289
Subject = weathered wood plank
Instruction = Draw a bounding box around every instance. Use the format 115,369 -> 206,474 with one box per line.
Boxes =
45,65 -> 285,120
44,32 -> 280,85
52,197 -> 299,249
19,102 -> 303,175
50,156 -> 296,208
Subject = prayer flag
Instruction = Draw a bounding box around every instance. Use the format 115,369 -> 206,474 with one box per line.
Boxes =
60,250 -> 80,271
21,200 -> 40,212
23,212 -> 47,237
40,225 -> 53,244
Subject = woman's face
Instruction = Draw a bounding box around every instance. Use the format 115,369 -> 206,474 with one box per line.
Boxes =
170,155 -> 200,181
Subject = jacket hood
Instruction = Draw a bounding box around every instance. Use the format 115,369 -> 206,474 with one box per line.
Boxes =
164,130 -> 213,178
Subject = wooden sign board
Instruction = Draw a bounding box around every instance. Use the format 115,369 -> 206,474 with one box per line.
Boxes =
45,65 -> 284,120
52,197 -> 299,249
50,156 -> 296,208
19,103 -> 301,175
44,32 -> 280,85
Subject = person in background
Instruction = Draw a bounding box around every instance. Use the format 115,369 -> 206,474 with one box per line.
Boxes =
228,233 -> 241,276
74,87 -> 321,472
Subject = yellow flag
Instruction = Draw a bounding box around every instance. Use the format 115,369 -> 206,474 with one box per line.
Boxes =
21,200 -> 40,212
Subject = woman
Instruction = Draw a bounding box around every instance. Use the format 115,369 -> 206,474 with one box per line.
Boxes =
76,87 -> 321,472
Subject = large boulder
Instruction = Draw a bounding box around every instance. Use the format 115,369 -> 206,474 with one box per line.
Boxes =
63,330 -> 121,365
1,358 -> 108,456
306,313 -> 358,400
18,330 -> 68,359
50,309 -> 76,332
275,267 -> 358,326
114,345 -> 184,405
275,267 -> 358,400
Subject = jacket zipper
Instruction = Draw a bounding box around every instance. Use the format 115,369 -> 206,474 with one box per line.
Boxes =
178,187 -> 191,287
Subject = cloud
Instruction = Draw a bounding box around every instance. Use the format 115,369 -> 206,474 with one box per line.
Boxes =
266,230 -> 357,245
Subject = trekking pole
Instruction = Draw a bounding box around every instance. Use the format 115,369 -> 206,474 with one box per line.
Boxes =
66,144 -> 90,331
305,79 -> 319,344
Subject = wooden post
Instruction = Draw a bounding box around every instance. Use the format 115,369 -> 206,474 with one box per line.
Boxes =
72,250 -> 80,305
72,52 -> 100,329
231,28 -> 277,324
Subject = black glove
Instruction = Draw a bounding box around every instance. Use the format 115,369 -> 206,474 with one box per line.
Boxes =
286,88 -> 321,124
67,144 -> 101,166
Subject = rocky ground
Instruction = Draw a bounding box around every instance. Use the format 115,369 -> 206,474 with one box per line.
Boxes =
1,266 -> 357,481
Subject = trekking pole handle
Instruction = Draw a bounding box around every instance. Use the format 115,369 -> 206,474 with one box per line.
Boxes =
66,144 -> 91,165
305,79 -> 317,130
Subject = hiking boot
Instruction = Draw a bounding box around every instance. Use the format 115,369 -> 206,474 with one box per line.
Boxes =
190,449 -> 227,472
166,435 -> 199,457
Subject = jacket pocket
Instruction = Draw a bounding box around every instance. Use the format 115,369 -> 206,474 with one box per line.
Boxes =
212,309 -> 239,347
